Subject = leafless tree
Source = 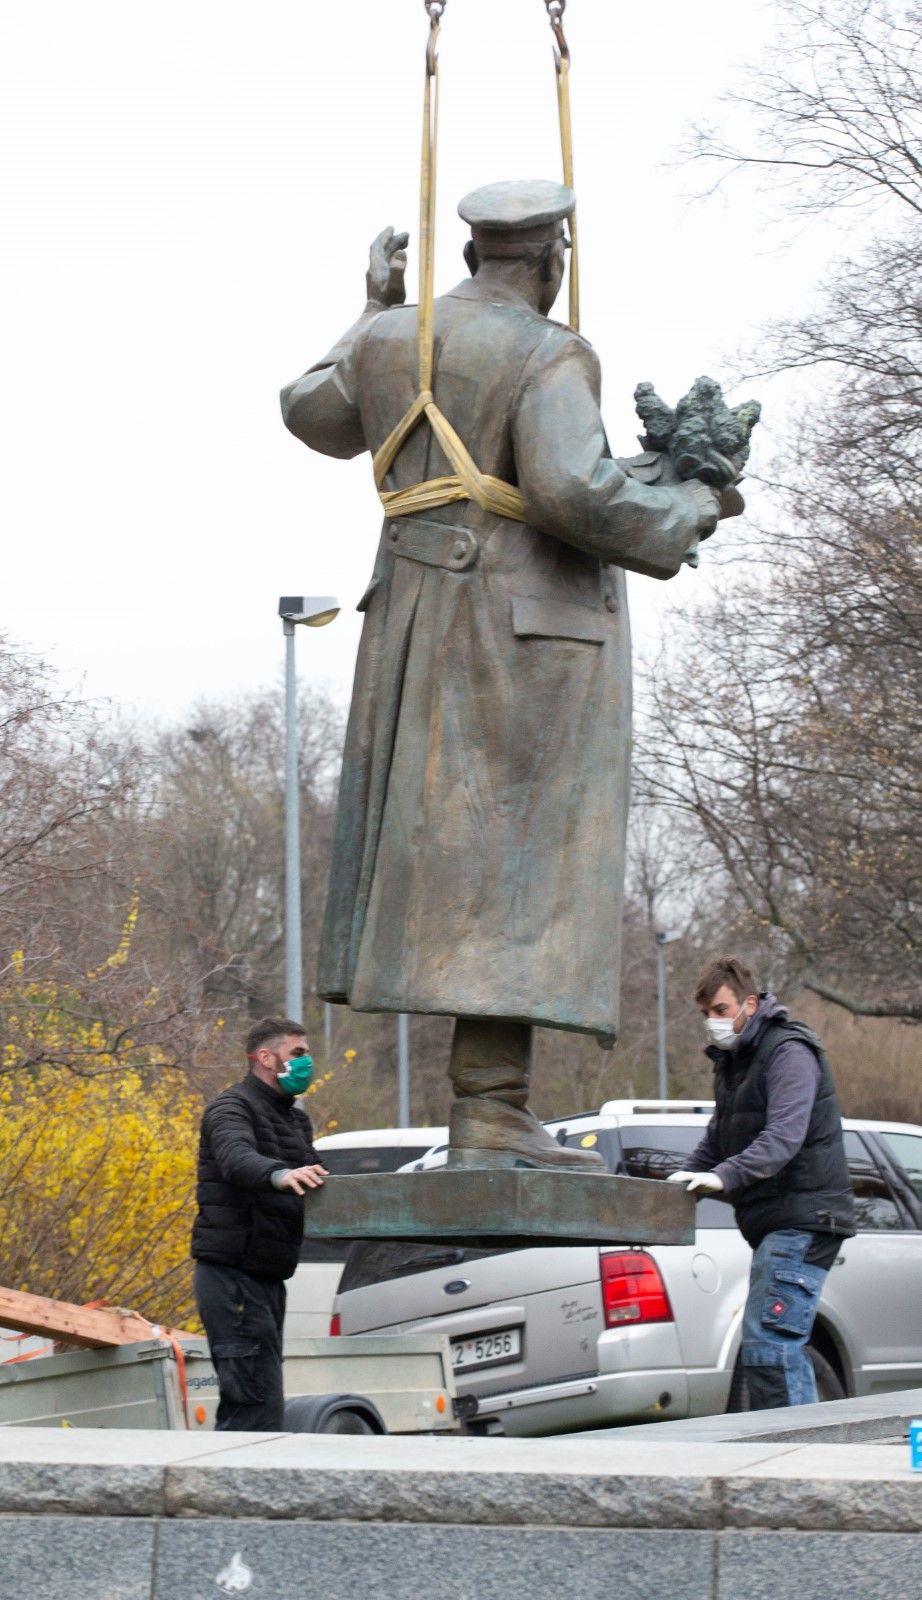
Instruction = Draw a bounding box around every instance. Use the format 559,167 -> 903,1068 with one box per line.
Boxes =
689,0 -> 922,221
138,685 -> 344,1019
633,0 -> 922,1025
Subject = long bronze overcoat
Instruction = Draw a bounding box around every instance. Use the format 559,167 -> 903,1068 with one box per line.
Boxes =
282,278 -> 711,1043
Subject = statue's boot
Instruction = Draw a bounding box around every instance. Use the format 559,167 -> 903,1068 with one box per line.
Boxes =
447,1018 -> 604,1171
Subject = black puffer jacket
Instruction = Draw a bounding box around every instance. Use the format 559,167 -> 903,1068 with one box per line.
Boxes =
191,1073 -> 318,1280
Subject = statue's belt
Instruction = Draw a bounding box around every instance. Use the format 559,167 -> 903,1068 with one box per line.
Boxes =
373,389 -> 526,525
385,516 -> 479,572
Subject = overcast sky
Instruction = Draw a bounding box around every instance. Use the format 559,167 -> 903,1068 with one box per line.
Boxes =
2,0 -> 845,724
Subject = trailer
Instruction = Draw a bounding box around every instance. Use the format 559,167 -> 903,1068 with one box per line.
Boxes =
0,1287 -> 459,1435
0,1333 -> 459,1434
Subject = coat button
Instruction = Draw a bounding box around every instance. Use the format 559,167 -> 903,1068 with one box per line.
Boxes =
604,592 -> 617,613
452,540 -> 467,561
389,525 -> 400,542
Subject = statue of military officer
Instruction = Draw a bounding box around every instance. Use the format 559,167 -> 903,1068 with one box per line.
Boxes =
281,180 -> 737,1170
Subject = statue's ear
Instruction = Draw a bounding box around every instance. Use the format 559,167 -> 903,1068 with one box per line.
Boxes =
463,240 -> 479,277
539,242 -> 555,284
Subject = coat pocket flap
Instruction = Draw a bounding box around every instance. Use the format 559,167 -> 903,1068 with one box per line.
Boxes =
511,595 -> 606,644
212,1340 -> 260,1360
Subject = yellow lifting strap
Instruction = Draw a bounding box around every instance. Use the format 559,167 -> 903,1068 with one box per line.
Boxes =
373,0 -> 579,526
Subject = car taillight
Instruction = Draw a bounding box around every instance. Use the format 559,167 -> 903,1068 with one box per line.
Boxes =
329,1312 -> 341,1336
600,1250 -> 672,1327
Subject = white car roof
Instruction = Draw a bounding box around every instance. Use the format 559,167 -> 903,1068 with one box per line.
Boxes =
315,1126 -> 448,1149
599,1099 -> 715,1115
566,1103 -> 922,1139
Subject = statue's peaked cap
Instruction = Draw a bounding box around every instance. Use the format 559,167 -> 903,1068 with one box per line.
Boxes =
458,179 -> 575,233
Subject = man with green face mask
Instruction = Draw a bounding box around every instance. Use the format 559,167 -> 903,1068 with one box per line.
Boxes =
191,1017 -> 328,1430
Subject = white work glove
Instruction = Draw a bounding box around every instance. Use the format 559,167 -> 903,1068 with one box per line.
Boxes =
666,1170 -> 725,1195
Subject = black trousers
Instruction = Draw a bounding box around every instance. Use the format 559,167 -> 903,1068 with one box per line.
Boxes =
194,1260 -> 286,1431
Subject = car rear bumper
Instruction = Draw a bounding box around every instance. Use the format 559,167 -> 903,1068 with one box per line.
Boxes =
468,1325 -> 693,1436
470,1364 -> 692,1436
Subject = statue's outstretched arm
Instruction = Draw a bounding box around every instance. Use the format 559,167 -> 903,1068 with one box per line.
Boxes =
280,227 -> 409,460
513,339 -> 720,581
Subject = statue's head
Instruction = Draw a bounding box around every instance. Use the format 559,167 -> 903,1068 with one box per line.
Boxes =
457,180 -> 574,317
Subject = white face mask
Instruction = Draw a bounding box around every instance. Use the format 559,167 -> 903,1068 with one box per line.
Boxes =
704,1001 -> 749,1051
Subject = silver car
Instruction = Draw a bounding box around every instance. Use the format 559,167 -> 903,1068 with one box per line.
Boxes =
333,1101 -> 922,1435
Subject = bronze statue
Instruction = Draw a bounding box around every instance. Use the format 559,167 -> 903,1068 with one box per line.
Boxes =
281,179 -> 741,1171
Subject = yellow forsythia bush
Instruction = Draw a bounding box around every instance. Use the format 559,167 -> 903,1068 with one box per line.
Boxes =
0,1065 -> 203,1328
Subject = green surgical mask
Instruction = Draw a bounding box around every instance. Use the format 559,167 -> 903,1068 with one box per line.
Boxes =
277,1050 -> 313,1095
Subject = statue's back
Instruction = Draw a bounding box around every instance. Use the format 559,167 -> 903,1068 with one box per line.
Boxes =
355,284 -> 571,511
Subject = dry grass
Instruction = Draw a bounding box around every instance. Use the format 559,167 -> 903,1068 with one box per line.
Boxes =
796,995 -> 922,1125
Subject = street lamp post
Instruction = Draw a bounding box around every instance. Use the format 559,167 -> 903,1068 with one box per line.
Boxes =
279,596 -> 339,1022
654,928 -> 682,1100
397,1012 -> 410,1128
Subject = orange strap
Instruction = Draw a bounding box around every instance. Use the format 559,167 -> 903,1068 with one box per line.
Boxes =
85,1299 -> 193,1430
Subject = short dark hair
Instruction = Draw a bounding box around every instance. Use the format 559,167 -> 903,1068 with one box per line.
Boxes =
245,1017 -> 306,1059
694,957 -> 758,1008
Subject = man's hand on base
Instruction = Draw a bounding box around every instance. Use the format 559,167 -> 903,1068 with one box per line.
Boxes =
666,1170 -> 725,1195
278,1164 -> 328,1195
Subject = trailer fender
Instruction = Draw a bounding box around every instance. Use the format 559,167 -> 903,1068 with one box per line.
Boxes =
282,1392 -> 386,1434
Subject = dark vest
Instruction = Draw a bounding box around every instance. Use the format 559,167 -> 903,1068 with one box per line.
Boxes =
711,1018 -> 856,1248
191,1074 -> 317,1280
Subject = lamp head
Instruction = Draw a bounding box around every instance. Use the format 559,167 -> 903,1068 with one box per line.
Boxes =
278,596 -> 340,628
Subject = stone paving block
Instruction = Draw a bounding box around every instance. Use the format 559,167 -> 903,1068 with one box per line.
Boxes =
0,1515 -> 154,1600
718,1531 -> 922,1600
166,1460 -> 720,1527
606,1387 -> 922,1446
155,1520 -> 716,1600
165,1433 -> 798,1528
182,1428 -> 796,1478
0,1458 -> 164,1516
0,1423 -> 283,1463
723,1442 -> 921,1532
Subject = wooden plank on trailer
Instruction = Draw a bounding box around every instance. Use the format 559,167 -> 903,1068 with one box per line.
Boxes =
0,1286 -> 186,1349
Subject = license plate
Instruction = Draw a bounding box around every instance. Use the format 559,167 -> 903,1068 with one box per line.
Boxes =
450,1327 -> 522,1371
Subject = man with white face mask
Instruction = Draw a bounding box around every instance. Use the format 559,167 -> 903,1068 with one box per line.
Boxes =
667,956 -> 855,1408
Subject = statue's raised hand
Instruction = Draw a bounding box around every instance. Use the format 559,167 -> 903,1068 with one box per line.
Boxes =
366,227 -> 410,308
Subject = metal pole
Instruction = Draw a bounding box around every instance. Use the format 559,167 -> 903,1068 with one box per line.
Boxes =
397,1013 -> 410,1128
283,620 -> 303,1022
656,938 -> 667,1100
323,1001 -> 333,1061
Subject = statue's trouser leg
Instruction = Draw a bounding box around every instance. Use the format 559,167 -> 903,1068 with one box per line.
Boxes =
447,1018 -> 603,1170
448,1018 -> 533,1105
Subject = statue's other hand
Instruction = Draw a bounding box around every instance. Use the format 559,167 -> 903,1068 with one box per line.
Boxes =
366,226 -> 410,308
717,484 -> 745,520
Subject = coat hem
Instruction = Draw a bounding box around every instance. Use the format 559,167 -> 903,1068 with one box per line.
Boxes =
318,988 -> 617,1046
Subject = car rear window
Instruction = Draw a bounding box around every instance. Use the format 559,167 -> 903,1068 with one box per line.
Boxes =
318,1146 -> 434,1174
338,1239 -> 509,1293
298,1236 -> 353,1265
614,1124 -> 738,1229
877,1131 -> 922,1204
300,1145 -> 437,1261
843,1130 -> 903,1230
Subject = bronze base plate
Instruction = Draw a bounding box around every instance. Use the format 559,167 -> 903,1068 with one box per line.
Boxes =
305,1169 -> 695,1249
